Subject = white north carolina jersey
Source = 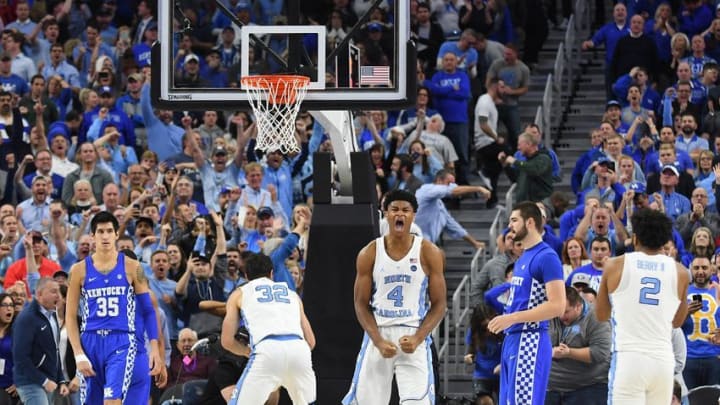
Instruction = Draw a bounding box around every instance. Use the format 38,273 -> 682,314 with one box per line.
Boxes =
611,252 -> 680,354
372,235 -> 429,327
240,278 -> 304,347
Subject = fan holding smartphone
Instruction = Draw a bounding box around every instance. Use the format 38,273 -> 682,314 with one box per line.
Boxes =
683,256 -> 720,390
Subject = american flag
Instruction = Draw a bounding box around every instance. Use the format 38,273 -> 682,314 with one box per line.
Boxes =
359,65 -> 390,85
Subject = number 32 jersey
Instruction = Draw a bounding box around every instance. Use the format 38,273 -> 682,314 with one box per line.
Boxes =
240,278 -> 303,347
81,253 -> 136,333
611,252 -> 679,354
372,236 -> 428,328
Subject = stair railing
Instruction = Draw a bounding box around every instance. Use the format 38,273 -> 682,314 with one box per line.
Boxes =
552,42 -> 565,135
542,73 -> 553,144
564,14 -> 576,95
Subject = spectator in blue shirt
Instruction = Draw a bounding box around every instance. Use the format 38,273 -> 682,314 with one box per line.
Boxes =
131,21 -> 156,69
424,52 -> 471,184
0,54 -> 29,97
678,0 -> 713,38
582,3 -> 629,98
675,113 -> 709,162
435,29 -> 479,77
140,82 -> 184,161
658,164 -> 692,222
565,236 -> 612,292
79,86 -> 135,147
41,43 -> 81,90
414,169 -> 490,250
71,22 -> 114,88
612,66 -> 661,113
115,72 -> 145,146
681,35 -> 717,80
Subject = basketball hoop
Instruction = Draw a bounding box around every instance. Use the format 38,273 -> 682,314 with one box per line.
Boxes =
241,75 -> 310,154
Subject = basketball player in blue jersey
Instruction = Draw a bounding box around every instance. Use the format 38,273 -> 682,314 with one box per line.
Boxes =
343,189 -> 447,405
221,253 -> 316,404
65,211 -> 163,405
596,208 -> 689,404
487,201 -> 566,405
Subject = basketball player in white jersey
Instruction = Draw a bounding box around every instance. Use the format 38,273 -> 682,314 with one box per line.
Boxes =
596,208 -> 689,404
343,189 -> 447,405
221,253 -> 317,405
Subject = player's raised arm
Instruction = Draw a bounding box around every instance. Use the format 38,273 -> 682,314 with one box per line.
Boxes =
354,241 -> 397,358
65,261 -> 95,377
401,241 -> 446,353
673,262 -> 690,328
221,289 -> 248,357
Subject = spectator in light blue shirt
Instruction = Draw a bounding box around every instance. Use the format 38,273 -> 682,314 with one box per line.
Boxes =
414,170 -> 490,250
140,83 -> 184,161
71,22 -> 114,87
148,250 -> 180,340
191,140 -> 240,212
675,113 -> 709,162
41,43 -> 81,89
16,175 -> 51,232
6,2 -> 36,38
659,164 -> 692,222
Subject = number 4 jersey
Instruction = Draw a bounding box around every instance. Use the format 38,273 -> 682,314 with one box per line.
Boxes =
611,252 -> 679,354
240,278 -> 303,347
371,235 -> 428,328
81,253 -> 136,333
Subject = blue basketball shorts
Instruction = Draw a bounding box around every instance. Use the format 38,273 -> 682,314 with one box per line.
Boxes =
499,330 -> 552,405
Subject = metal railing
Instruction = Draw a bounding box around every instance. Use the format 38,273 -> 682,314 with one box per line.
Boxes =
488,205 -> 507,256
534,105 -> 543,136
542,73 -> 553,141
552,42 -> 565,131
470,247 -> 486,285
504,182 -> 516,213
564,14 -> 576,96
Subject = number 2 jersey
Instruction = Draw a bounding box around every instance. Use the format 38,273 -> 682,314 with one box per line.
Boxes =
611,252 -> 679,354
81,253 -> 136,333
371,235 -> 428,328
240,278 -> 303,347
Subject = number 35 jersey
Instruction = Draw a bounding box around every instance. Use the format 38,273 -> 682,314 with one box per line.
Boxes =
611,252 -> 679,354
81,253 -> 136,333
372,236 -> 428,328
240,278 -> 303,347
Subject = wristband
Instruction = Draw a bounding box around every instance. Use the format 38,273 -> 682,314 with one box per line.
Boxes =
74,354 -> 90,364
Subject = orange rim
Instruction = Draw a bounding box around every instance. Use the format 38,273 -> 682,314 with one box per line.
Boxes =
241,75 -> 310,104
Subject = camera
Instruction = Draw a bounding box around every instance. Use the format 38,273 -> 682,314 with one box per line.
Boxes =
693,294 -> 702,303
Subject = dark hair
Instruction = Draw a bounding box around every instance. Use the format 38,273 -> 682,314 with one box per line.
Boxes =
396,153 -> 413,174
631,209 -> 673,250
30,74 -> 45,86
245,253 -> 274,280
0,293 -> 14,328
590,236 -> 611,251
566,285 -> 583,307
511,201 -> 543,232
382,189 -> 418,212
416,2 -> 431,11
469,303 -> 499,353
65,110 -> 80,122
409,140 -> 431,175
90,211 -> 119,233
580,286 -> 597,297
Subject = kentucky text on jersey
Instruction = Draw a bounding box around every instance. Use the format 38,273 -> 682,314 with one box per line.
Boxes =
84,286 -> 127,298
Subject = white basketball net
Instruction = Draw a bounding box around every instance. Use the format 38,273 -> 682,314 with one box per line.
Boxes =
241,75 -> 310,154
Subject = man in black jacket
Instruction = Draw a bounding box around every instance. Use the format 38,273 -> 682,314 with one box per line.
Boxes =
12,277 -> 68,404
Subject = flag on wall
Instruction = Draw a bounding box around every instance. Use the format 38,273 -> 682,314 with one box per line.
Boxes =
359,65 -> 390,86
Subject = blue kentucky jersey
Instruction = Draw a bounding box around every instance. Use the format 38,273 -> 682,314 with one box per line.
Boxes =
81,253 -> 136,333
682,285 -> 720,358
505,242 -> 563,334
